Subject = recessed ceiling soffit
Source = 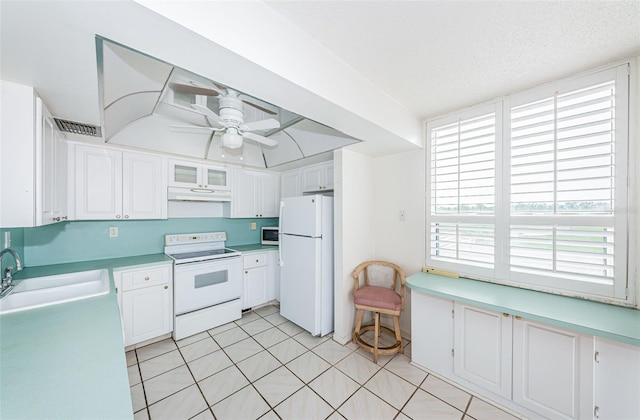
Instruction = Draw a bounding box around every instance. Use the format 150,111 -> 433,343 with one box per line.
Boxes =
97,37 -> 360,169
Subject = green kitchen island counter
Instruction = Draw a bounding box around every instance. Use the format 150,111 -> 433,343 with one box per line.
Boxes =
0,254 -> 172,420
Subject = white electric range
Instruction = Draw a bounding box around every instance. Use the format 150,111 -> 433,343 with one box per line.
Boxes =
164,232 -> 242,340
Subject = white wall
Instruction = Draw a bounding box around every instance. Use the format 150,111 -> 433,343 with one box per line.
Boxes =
333,147 -> 424,344
333,148 -> 376,344
372,150 -> 426,337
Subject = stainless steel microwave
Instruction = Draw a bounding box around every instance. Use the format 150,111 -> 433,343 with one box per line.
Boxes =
261,227 -> 279,245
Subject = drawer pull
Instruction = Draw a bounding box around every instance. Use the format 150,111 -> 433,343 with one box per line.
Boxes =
164,285 -> 168,290
144,276 -> 150,281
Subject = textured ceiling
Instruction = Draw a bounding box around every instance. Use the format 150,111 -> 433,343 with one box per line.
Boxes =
263,1 -> 640,120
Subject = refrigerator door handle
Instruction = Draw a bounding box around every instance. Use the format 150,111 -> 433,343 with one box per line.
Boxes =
278,200 -> 284,267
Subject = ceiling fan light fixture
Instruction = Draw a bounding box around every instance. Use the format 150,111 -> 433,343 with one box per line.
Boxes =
222,131 -> 243,149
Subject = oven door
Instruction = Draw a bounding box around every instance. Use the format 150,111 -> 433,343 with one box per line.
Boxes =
173,257 -> 242,315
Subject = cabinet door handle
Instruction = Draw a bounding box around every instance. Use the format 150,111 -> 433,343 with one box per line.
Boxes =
53,217 -> 61,222
245,271 -> 248,274
124,215 -> 129,219
62,216 -> 68,220
164,285 -> 168,290
503,313 -> 510,317
515,315 -> 522,320
144,276 -> 150,281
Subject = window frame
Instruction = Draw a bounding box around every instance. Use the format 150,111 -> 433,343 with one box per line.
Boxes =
425,60 -> 636,306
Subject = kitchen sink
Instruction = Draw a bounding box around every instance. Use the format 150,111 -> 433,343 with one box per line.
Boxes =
0,269 -> 110,315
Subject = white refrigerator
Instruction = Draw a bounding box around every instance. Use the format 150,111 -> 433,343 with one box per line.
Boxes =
279,194 -> 334,336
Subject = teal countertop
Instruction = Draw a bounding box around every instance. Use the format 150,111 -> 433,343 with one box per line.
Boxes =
407,272 -> 640,346
231,244 -> 279,253
0,254 -> 172,420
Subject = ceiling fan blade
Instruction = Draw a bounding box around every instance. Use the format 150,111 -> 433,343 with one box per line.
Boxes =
170,83 -> 222,97
241,118 -> 280,132
191,104 -> 226,129
241,99 -> 277,115
169,124 -> 217,133
242,131 -> 278,147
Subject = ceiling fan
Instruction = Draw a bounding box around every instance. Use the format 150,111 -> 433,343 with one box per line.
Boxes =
170,82 -> 279,149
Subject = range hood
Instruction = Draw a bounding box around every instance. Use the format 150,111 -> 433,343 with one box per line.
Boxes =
97,38 -> 361,169
167,186 -> 231,202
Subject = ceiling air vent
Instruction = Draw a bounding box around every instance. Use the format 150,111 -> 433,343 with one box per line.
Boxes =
54,118 -> 102,137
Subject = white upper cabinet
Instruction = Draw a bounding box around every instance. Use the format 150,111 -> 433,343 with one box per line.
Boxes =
280,170 -> 301,199
0,80 -> 68,227
301,162 -> 333,193
123,152 -> 167,219
168,159 -> 230,190
280,161 -> 334,200
231,169 -> 279,218
74,144 -> 166,220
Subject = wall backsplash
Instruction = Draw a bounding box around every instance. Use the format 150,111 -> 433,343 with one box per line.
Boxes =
17,218 -> 278,267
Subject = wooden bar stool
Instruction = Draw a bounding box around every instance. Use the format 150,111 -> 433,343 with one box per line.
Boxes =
352,261 -> 406,363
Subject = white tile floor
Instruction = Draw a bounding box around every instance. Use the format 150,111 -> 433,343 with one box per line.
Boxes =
127,305 -> 520,420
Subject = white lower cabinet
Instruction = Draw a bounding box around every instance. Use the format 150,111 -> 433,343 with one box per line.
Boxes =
243,250 -> 278,309
454,303 -> 513,399
114,263 -> 173,347
593,337 -> 640,420
267,250 -> 280,301
411,292 -> 454,378
411,292 -> 638,420
512,317 -> 593,420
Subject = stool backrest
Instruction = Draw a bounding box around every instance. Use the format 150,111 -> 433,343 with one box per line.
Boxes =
352,261 -> 406,308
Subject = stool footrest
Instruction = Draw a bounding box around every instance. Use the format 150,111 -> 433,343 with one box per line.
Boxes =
353,325 -> 403,358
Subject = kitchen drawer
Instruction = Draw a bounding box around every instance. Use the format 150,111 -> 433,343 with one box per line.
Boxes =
243,253 -> 267,269
118,265 -> 170,291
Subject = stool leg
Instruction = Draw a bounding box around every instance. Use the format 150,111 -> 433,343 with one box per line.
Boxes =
393,315 -> 403,353
353,309 -> 364,343
373,312 -> 380,364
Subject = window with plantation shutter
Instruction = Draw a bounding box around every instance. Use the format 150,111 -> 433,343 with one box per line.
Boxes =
426,62 -> 632,304
427,104 -> 500,278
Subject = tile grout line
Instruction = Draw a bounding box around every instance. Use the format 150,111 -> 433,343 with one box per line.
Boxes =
131,305 -> 482,420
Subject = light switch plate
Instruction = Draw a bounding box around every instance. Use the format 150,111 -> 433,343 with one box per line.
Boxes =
250,222 -> 257,230
109,227 -> 119,238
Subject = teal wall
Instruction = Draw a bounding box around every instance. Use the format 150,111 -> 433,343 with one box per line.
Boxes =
18,218 -> 278,267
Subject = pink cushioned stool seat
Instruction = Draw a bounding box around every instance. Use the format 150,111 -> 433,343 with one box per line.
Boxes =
354,286 -> 402,311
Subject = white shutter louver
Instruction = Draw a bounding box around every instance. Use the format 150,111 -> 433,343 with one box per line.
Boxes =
429,111 -> 496,271
509,79 -> 617,288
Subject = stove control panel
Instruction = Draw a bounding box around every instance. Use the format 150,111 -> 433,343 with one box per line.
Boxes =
165,231 -> 227,245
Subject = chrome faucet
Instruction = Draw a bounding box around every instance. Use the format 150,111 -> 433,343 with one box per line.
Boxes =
0,248 -> 23,298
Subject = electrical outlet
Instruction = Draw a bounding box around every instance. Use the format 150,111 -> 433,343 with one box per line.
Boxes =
399,210 -> 406,221
109,227 -> 118,238
250,222 -> 257,230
